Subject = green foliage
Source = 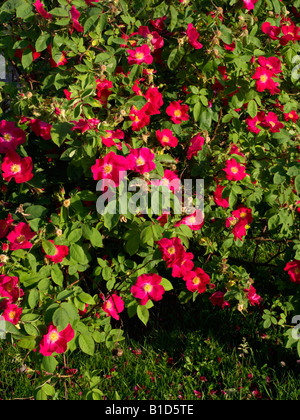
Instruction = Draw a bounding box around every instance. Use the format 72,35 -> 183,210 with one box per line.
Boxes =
0,0 -> 299,401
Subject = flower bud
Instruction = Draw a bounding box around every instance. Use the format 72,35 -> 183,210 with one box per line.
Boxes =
0,254 -> 9,264
63,199 -> 71,208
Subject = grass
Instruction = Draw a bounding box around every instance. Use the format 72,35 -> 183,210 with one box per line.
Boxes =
0,241 -> 299,400
1,297 -> 299,400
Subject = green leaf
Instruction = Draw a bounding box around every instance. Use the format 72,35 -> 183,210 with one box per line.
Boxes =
272,0 -> 281,14
103,201 -> 119,231
153,0 -> 168,18
25,205 -> 47,219
53,307 -> 70,331
70,244 -> 89,265
42,240 -> 56,257
35,389 -> 47,401
137,305 -> 149,326
199,109 -> 212,131
51,265 -> 64,286
220,24 -> 233,45
169,5 -> 178,31
128,64 -> 140,82
35,33 -> 51,52
125,235 -> 140,256
79,333 -> 95,356
273,171 -> 286,185
247,100 -> 258,118
17,336 -> 37,350
16,2 -> 32,18
128,95 -> 147,110
84,14 -> 99,33
167,47 -> 185,71
99,13 -> 107,33
268,214 -> 280,231
160,278 -> 173,291
61,302 -> 80,323
51,122 -> 73,147
229,190 -> 238,208
42,384 -> 56,397
295,174 -> 300,195
140,225 -> 154,247
78,292 -> 95,305
28,289 -> 40,309
67,228 -> 82,244
49,7 -> 69,17
41,356 -> 58,374
193,102 -> 201,122
21,48 -> 33,69
90,228 -> 103,248
5,321 -> 25,338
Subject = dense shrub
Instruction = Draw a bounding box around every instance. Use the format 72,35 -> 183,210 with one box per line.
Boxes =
0,0 -> 299,399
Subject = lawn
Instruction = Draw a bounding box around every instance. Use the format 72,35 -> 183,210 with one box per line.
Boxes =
1,285 -> 299,400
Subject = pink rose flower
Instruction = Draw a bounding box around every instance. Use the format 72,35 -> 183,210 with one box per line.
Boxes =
3,303 -> 23,325
127,45 -> 153,65
187,23 -> 203,49
33,0 -> 52,19
1,151 -> 33,184
0,121 -> 26,154
284,260 -> 300,284
166,101 -> 190,124
183,267 -> 210,294
131,274 -> 165,306
39,324 -> 75,357
156,129 -> 178,148
7,222 -> 35,250
223,158 -> 247,181
91,151 -> 129,187
0,274 -> 24,305
127,147 -> 156,174
102,294 -> 125,320
158,237 -> 186,268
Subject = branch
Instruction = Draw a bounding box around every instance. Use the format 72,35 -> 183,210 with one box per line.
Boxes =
228,257 -> 277,267
246,236 -> 296,243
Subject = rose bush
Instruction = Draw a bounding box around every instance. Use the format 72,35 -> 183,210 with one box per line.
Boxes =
0,0 -> 299,399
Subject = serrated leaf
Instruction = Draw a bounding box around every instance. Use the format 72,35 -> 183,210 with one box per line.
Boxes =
170,5 -> 178,31
128,95 -> 147,110
41,356 -> 58,374
35,33 -> 51,52
78,292 -> 95,305
51,122 -> 73,147
167,47 -> 185,71
51,265 -> 64,287
247,100 -> 258,118
49,7 -> 69,17
53,307 -> 69,331
70,244 -> 88,265
21,48 -> 33,69
79,333 -> 95,356
160,278 -> 173,291
220,24 -> 233,45
193,102 -> 201,122
137,305 -> 149,326
84,14 -> 99,33
295,174 -> 300,195
42,240 -> 56,257
17,336 -> 37,350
